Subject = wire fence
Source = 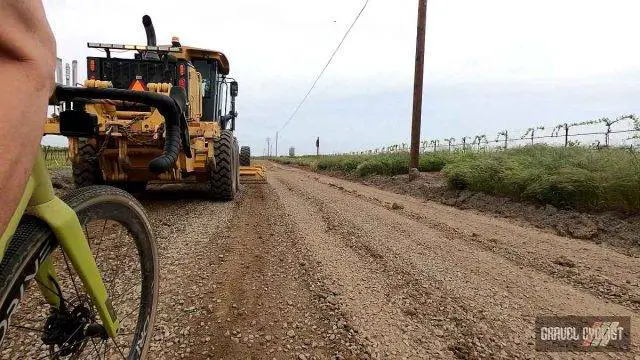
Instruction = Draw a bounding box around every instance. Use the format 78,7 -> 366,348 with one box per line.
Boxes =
42,146 -> 69,168
339,114 -> 640,155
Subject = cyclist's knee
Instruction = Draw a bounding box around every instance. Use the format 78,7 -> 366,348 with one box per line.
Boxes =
0,1 -> 57,89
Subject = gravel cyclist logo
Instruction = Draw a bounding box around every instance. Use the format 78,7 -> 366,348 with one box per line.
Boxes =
535,316 -> 630,352
582,321 -> 625,348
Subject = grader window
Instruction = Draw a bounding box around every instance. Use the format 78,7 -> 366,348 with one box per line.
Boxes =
216,77 -> 229,119
193,60 -> 214,98
193,59 -> 218,121
202,78 -> 210,97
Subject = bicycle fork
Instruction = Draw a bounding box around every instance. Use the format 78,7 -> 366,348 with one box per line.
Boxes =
25,152 -> 120,338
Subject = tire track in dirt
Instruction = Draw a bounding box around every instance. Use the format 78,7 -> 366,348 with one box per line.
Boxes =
269,176 -> 420,358
139,185 -> 235,359
140,183 -> 370,359
308,169 -> 640,312
267,162 -> 640,359
273,177 -> 523,359
190,183 -> 370,359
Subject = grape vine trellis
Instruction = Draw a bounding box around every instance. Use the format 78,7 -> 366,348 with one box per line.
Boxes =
521,126 -> 545,145
339,114 -> 640,155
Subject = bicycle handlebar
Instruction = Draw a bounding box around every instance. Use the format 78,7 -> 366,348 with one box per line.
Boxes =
53,85 -> 184,173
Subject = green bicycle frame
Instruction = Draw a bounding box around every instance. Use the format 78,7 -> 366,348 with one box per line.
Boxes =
0,150 -> 120,337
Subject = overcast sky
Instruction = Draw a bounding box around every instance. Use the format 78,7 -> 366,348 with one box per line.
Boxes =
43,0 -> 640,154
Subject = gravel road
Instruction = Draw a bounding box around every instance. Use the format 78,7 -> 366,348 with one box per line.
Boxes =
128,162 -> 640,359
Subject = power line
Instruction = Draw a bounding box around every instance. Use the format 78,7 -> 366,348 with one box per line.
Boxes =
278,0 -> 369,133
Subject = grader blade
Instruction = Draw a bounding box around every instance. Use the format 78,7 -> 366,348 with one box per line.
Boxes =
239,165 -> 266,184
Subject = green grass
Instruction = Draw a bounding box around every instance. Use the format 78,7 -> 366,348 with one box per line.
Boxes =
273,152 -> 461,176
42,147 -> 69,169
272,145 -> 640,213
443,145 -> 640,212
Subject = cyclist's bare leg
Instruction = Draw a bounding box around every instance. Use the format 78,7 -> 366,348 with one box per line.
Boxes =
0,1 -> 56,234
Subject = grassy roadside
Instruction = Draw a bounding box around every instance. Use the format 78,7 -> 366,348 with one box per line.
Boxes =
270,146 -> 640,213
274,152 -> 463,176
42,146 -> 70,169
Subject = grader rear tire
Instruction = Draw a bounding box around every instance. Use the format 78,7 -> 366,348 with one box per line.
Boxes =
210,130 -> 238,200
240,146 -> 251,166
72,139 -> 103,188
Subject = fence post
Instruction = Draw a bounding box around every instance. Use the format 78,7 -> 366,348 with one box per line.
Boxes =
564,124 -> 569,147
504,131 -> 508,149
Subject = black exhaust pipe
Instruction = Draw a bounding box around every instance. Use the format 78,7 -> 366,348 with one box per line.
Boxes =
142,15 -> 160,60
142,15 -> 156,46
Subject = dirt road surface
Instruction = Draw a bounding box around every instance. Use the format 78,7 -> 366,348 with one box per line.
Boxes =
137,162 -> 640,359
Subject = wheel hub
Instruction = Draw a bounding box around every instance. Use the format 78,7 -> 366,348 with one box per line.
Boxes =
41,302 -> 93,356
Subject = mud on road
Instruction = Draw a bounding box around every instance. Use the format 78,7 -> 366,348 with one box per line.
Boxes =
56,165 -> 640,358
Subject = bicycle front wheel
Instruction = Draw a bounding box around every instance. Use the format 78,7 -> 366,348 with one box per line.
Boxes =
0,186 -> 158,359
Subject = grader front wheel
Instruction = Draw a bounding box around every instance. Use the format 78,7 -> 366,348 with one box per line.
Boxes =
210,130 -> 239,200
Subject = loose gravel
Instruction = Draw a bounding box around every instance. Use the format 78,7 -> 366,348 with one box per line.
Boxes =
11,166 -> 640,359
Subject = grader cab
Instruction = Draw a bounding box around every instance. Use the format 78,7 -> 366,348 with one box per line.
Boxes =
45,15 -> 265,200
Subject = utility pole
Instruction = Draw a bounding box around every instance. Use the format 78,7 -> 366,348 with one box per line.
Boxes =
266,137 -> 271,157
72,60 -> 78,86
64,63 -> 71,86
409,0 -> 428,171
275,132 -> 279,157
55,58 -> 63,84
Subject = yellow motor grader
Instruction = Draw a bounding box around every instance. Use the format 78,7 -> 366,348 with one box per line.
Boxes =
45,15 -> 265,200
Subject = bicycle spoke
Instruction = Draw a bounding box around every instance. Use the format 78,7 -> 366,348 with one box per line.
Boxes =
10,324 -> 44,333
73,339 -> 89,359
83,221 -> 97,256
103,339 -> 108,359
92,219 -> 109,263
2,189 -> 155,359
58,324 -> 84,353
118,306 -> 139,324
107,253 -> 132,298
86,338 -> 104,360
35,277 -> 66,304
110,280 -> 141,305
36,324 -> 83,360
106,239 -> 127,297
103,227 -> 132,294
111,337 -> 128,359
106,272 -> 121,301
61,251 -> 82,302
